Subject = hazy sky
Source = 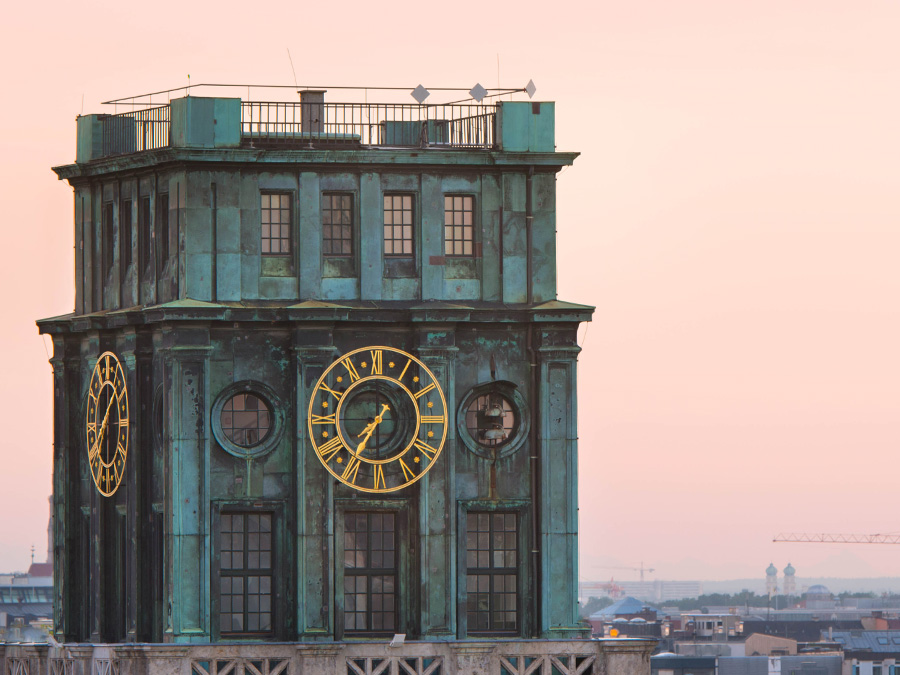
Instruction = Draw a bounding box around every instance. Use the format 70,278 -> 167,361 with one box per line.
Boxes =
1,0 -> 898,587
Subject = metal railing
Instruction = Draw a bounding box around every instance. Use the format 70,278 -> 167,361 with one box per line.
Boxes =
241,102 -> 496,149
101,105 -> 171,157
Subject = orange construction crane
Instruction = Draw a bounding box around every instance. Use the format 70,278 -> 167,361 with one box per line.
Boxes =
773,533 -> 900,544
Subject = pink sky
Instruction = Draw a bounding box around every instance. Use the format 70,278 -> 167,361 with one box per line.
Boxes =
1,0 -> 898,585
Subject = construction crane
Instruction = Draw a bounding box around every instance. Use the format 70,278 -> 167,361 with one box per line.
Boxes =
595,562 -> 656,582
773,533 -> 900,544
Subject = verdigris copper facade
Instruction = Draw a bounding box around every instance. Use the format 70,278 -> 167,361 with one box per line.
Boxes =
38,90 -> 595,648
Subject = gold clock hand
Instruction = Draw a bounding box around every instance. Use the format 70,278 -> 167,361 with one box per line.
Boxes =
355,404 -> 391,453
91,394 -> 117,463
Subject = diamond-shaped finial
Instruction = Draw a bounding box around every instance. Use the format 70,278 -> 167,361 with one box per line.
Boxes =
525,79 -> 537,98
469,83 -> 488,103
411,85 -> 430,104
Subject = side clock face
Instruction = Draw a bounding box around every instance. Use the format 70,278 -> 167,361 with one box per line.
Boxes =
308,346 -> 448,493
85,351 -> 129,497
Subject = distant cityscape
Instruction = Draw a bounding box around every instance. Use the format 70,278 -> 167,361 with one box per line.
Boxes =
577,563 -> 900,675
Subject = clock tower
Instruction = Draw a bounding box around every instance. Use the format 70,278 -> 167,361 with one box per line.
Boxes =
21,84 -> 653,675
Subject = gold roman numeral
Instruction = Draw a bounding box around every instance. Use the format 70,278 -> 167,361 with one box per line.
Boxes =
311,413 -> 337,425
319,383 -> 343,400
342,358 -> 360,382
414,382 -> 436,399
318,436 -> 344,462
341,456 -> 361,485
399,458 -> 415,482
414,439 -> 437,460
373,464 -> 386,490
421,415 -> 445,424
398,360 -> 411,381
370,350 -> 382,375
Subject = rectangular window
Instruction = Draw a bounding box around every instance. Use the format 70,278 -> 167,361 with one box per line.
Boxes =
120,199 -> 133,269
102,202 -> 114,276
466,512 -> 517,634
444,195 -> 474,257
219,512 -> 273,636
139,196 -> 151,273
343,512 -> 397,634
383,194 -> 414,257
157,194 -> 169,267
322,193 -> 354,256
261,193 -> 292,255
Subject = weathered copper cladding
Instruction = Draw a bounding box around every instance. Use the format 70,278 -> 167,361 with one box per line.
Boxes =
32,90 -> 630,675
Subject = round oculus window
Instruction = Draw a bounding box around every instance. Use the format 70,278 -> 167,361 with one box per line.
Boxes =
212,382 -> 284,460
465,393 -> 517,448
457,382 -> 529,459
220,392 -> 272,447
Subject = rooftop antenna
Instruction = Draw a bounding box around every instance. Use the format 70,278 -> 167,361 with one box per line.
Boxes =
287,48 -> 302,100
31,545 -> 35,564
186,74 -> 190,97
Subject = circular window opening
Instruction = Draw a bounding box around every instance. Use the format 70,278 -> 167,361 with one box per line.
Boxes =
457,382 -> 530,460
465,393 -> 517,447
221,392 -> 272,448
212,382 -> 284,460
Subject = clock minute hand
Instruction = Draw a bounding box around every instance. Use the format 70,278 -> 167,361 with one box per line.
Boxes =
355,404 -> 390,453
90,395 -> 117,461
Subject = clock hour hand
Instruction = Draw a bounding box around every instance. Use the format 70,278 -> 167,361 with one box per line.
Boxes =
90,395 -> 117,462
355,404 -> 390,453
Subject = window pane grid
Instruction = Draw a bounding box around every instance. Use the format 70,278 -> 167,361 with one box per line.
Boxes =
261,193 -> 292,256
220,512 -> 273,636
444,195 -> 474,257
221,393 -> 272,447
344,512 -> 397,634
323,193 -> 354,256
383,194 -> 414,257
466,512 -> 517,634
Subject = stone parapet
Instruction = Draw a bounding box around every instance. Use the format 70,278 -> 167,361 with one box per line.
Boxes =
3,639 -> 654,675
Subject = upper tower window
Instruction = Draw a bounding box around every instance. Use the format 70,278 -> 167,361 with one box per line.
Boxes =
102,202 -> 114,277
157,193 -> 169,267
444,195 -> 474,257
139,196 -> 151,273
322,193 -> 354,257
120,199 -> 133,270
383,194 -> 414,257
260,193 -> 291,256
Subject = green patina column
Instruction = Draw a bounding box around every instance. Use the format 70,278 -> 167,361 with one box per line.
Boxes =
537,325 -> 588,638
415,324 -> 459,638
293,327 -> 337,639
163,326 -> 212,642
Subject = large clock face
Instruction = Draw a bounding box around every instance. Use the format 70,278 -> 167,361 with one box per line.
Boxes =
308,346 -> 448,493
85,351 -> 129,497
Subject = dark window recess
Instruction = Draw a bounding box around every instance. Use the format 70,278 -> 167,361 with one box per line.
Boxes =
465,393 -> 517,447
323,193 -> 353,256
344,512 -> 397,634
103,202 -> 114,277
261,193 -> 291,255
157,194 -> 169,267
120,199 -> 133,269
139,196 -> 151,272
220,512 -> 273,635
220,393 -> 272,448
444,195 -> 474,257
383,194 -> 413,257
466,512 -> 518,634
